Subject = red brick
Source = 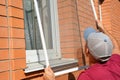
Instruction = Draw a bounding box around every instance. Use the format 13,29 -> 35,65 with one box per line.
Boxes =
0,1 -> 5,5
11,28 -> 24,38
0,60 -> 9,72
30,77 -> 44,80
11,59 -> 26,70
58,0 -> 75,8
61,41 -> 80,48
62,53 -> 77,58
59,18 -> 77,25
8,7 -> 24,18
76,48 -> 85,59
0,5 -> 6,16
101,0 -> 120,55
12,70 -> 26,80
12,70 -> 44,80
0,50 -> 8,60
8,17 -> 24,28
58,6 -> 75,15
10,49 -> 25,59
60,35 -> 80,42
0,71 -> 9,80
8,0 -> 23,8
55,74 -> 68,80
59,23 -> 77,30
59,12 -> 76,19
0,38 -> 8,48
0,27 -> 8,37
61,48 -> 75,54
10,39 -> 25,48
0,16 -> 7,27
72,71 -> 84,80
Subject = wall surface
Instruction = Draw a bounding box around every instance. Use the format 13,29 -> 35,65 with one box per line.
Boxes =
0,0 -> 26,80
102,0 -> 120,53
0,0 -> 120,80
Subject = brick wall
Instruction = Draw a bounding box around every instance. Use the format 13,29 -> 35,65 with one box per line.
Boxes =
58,0 -> 96,65
58,0 -> 81,59
0,0 -> 26,80
77,0 -> 97,65
0,0 -> 98,80
111,0 -> 120,52
0,0 -> 120,80
102,0 -> 120,53
0,0 -> 82,79
0,0 -> 10,80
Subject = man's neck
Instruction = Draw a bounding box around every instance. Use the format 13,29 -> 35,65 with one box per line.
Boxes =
88,54 -> 98,66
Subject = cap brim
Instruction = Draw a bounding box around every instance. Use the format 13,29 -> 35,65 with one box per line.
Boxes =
84,27 -> 96,41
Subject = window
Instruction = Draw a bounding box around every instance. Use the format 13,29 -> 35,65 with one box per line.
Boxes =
24,0 -> 61,63
23,0 -> 78,73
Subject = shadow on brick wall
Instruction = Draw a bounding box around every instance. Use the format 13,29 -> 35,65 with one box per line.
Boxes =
68,73 -> 76,80
99,0 -> 105,4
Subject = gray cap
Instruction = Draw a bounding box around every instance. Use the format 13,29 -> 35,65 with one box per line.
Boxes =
84,27 -> 96,41
87,32 -> 113,62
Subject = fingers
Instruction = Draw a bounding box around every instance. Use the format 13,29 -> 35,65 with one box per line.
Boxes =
45,66 -> 54,74
43,66 -> 55,80
96,19 -> 105,32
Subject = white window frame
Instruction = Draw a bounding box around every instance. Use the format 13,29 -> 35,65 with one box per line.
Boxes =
24,0 -> 61,63
24,0 -> 79,74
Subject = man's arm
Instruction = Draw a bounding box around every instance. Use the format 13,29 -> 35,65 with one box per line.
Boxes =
96,20 -> 120,54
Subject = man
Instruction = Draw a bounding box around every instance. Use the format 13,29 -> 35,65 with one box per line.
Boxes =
43,20 -> 120,80
77,20 -> 120,80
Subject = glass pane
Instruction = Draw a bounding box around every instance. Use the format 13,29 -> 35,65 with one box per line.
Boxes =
24,0 -> 53,50
38,0 -> 53,49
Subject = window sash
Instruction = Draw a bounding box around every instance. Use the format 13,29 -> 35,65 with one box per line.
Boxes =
24,0 -> 61,63
24,0 -> 80,74
24,0 -> 53,50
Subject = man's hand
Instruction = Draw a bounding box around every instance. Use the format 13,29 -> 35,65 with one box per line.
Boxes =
43,66 -> 55,80
96,20 -> 103,28
96,20 -> 105,33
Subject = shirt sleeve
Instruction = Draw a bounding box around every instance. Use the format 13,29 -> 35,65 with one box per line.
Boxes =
77,72 -> 92,80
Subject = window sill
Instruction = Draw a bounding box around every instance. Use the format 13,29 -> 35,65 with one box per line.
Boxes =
24,58 -> 78,73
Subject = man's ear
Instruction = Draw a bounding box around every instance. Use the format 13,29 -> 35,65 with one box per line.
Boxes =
85,43 -> 89,56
